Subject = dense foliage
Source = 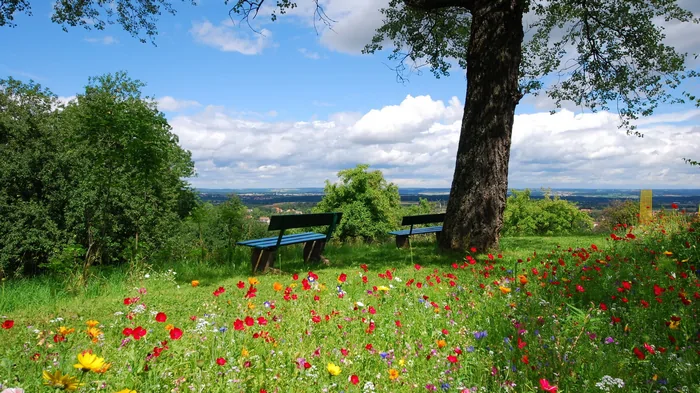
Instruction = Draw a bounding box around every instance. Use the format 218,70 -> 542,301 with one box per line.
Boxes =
503,189 -> 593,236
598,200 -> 640,232
0,73 -> 195,278
163,195 -> 263,268
313,164 -> 431,242
314,165 -> 403,242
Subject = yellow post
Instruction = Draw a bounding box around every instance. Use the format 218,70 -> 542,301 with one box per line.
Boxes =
639,190 -> 653,224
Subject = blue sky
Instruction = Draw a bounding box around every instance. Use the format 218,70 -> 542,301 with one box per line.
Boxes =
2,0 -> 700,189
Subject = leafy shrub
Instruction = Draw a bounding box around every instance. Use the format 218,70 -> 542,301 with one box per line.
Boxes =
598,200 -> 639,231
313,164 -> 402,242
503,189 -> 593,236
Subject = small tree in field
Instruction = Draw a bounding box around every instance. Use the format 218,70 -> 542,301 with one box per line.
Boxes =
314,165 -> 402,242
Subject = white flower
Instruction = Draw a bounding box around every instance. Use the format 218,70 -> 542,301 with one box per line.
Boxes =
144,274 -> 150,279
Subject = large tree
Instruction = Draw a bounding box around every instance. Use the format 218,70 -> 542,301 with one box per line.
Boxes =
230,0 -> 698,251
3,0 -> 697,251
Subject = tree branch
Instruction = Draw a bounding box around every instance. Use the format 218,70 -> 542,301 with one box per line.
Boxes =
403,0 -> 470,11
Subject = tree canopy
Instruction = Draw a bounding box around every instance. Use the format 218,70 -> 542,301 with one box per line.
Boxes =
0,72 -> 195,276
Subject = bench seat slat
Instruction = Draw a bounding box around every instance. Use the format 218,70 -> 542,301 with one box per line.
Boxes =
388,226 -> 442,236
237,232 -> 326,249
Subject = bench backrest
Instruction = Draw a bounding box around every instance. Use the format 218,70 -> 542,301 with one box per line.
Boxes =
268,212 -> 343,246
401,213 -> 445,226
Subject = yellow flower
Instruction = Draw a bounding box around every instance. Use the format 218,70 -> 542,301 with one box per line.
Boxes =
376,286 -> 390,292
191,280 -> 200,287
327,362 -> 341,376
95,362 -> 112,374
399,358 -> 406,367
273,282 -> 283,291
247,302 -> 255,310
165,324 -> 174,331
669,320 -> 680,329
116,390 -> 137,393
58,326 -> 75,335
43,369 -> 83,391
73,351 -> 106,372
433,307 -> 440,313
248,277 -> 259,285
436,339 -> 447,349
241,347 -> 249,357
681,258 -> 689,263
290,283 -> 297,289
86,320 -> 99,328
86,327 -> 102,343
663,251 -> 673,256
499,286 -> 511,294
388,368 -> 399,380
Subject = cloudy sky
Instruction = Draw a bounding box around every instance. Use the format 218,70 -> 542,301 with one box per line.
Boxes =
2,0 -> 699,189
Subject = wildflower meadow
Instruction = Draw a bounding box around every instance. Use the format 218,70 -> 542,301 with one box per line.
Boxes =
1,211 -> 698,393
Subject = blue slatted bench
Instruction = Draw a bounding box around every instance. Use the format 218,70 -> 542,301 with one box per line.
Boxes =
237,212 -> 342,273
389,213 -> 445,248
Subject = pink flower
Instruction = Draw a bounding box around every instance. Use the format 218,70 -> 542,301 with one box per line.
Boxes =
539,379 -> 557,392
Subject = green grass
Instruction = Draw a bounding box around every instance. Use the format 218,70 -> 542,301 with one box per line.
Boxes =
1,230 -> 698,393
0,235 -> 601,319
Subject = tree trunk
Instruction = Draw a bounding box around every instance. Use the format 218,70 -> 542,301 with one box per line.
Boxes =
438,0 -> 524,251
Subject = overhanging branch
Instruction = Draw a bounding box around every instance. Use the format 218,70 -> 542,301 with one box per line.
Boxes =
403,0 -> 470,11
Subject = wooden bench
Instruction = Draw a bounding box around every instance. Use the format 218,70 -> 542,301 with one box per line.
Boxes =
388,213 -> 445,248
237,212 -> 342,273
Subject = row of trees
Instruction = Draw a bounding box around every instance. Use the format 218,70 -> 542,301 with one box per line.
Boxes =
0,73 -> 195,278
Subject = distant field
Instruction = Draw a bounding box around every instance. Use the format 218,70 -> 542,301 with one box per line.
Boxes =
198,188 -> 700,211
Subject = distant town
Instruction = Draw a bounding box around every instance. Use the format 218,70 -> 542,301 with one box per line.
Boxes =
198,187 -> 700,213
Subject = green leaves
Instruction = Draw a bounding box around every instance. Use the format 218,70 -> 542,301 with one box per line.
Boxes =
314,164 -> 402,242
0,72 -> 196,275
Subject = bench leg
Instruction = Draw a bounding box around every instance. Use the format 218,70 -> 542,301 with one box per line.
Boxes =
303,240 -> 327,262
396,235 -> 410,249
435,231 -> 442,244
251,248 -> 276,274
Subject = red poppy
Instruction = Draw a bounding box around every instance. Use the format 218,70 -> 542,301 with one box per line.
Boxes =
234,319 -> 245,331
257,317 -> 268,325
244,316 -> 255,327
368,306 -> 376,315
1,320 -> 14,329
671,203 -> 678,209
539,379 -> 557,392
216,357 -> 227,365
349,374 -> 360,385
360,264 -> 368,272
633,347 -> 645,360
122,327 -> 133,336
237,281 -> 245,289
132,326 -> 147,340
338,273 -> 347,283
169,327 -> 183,340
414,264 -> 422,270
447,355 -> 458,363
395,320 -> 402,328
155,312 -> 167,323
292,273 -> 299,280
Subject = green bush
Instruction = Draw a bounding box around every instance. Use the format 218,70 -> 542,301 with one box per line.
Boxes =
598,199 -> 639,231
313,164 -> 402,242
503,189 -> 593,236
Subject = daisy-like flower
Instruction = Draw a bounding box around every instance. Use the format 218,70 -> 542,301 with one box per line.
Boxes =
73,351 -> 106,372
42,370 -> 83,391
85,320 -> 99,328
388,368 -> 399,380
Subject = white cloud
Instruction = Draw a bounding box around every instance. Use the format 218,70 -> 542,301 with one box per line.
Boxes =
84,36 -> 119,45
157,96 -> 202,112
168,95 -> 700,189
299,48 -> 321,59
190,19 -> 272,55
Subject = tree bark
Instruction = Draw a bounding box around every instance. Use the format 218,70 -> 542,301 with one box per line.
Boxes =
438,0 -> 524,251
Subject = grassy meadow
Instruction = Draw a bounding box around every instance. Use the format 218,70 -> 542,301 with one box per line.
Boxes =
1,219 -> 698,393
